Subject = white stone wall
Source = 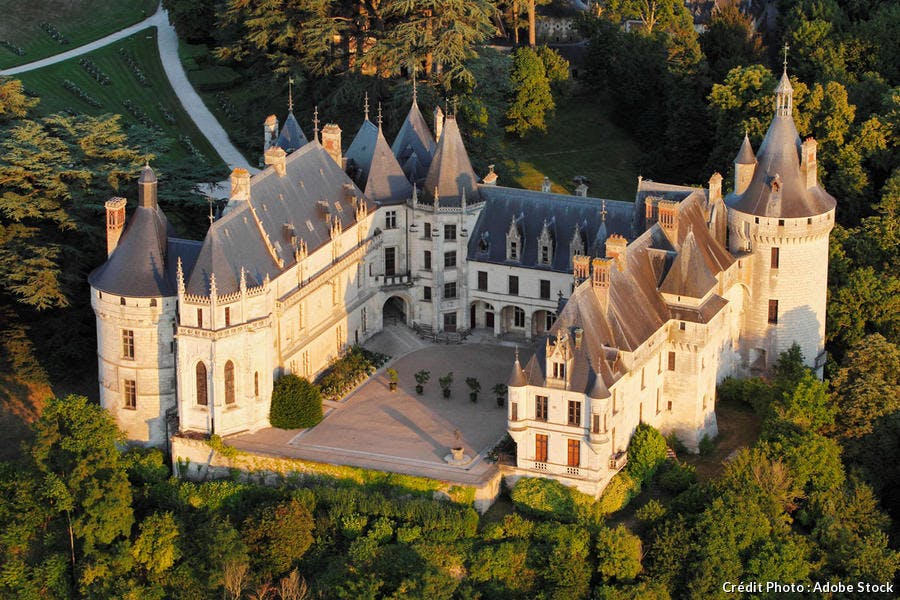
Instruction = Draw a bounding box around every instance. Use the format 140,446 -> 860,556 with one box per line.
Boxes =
91,290 -> 177,446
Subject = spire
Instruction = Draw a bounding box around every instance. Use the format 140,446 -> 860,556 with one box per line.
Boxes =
364,92 -> 369,121
734,132 -> 756,164
312,105 -> 319,142
377,102 -> 383,130
507,347 -> 528,388
412,67 -> 417,103
288,76 -> 294,112
601,199 -> 607,223
775,43 -> 793,117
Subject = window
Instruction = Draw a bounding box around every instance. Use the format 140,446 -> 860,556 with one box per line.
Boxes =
768,299 -> 779,324
224,360 -> 236,405
567,439 -> 580,467
667,400 -> 673,411
553,362 -> 566,379
444,224 -> 456,240
444,282 -> 457,299
679,322 -> 686,331
545,311 -> 556,330
224,307 -> 231,327
540,279 -> 551,300
511,402 -> 518,421
509,241 -> 518,261
514,306 -> 525,328
535,395 -> 548,421
385,247 -> 396,276
423,286 -> 432,301
592,414 -> 600,434
444,251 -> 457,268
778,219 -> 784,227
443,312 -> 457,331
120,297 -> 126,306
477,271 -> 488,291
656,389 -> 661,414
150,298 -> 157,307
508,275 -> 519,295
771,247 -> 780,269
541,245 -> 550,264
424,222 -> 431,239
535,434 -> 548,463
122,330 -> 134,360
385,210 -> 397,229
568,400 -> 581,426
668,351 -> 676,371
197,308 -> 203,329
123,379 -> 136,409
641,367 -> 646,389
423,250 -> 431,270
254,371 -> 259,397
196,363 -> 208,406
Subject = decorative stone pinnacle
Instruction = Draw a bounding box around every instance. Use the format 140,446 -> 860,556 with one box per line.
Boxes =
313,106 -> 319,141
364,92 -> 369,121
377,102 -> 383,129
288,75 -> 294,111
601,199 -> 607,223
783,42 -> 790,71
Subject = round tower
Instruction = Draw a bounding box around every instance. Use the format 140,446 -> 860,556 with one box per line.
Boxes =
725,69 -> 836,376
89,166 -> 178,446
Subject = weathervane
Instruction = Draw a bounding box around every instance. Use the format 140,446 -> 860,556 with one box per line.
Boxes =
601,199 -> 607,223
783,42 -> 790,70
412,65 -> 418,102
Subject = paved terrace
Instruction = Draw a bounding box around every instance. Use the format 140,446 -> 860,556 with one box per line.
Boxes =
229,328 -> 533,486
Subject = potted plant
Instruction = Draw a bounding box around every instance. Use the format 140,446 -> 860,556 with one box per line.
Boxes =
466,377 -> 481,403
414,370 -> 430,395
439,372 -> 453,399
492,383 -> 507,407
450,429 -> 464,461
387,368 -> 399,392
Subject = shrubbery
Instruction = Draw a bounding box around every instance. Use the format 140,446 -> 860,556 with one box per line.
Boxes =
191,65 -> 242,90
626,423 -> 668,483
597,472 -> 641,515
510,477 -> 600,524
269,373 -> 322,429
317,345 -> 389,401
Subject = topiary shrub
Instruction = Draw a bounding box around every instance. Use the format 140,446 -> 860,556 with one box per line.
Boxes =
269,373 -> 323,429
626,423 -> 668,484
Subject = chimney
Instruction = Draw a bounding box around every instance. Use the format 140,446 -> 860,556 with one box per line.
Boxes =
321,123 -> 342,167
264,114 -> 278,152
482,164 -> 498,186
605,234 -> 627,270
541,177 -> 552,193
708,172 -> 722,204
575,182 -> 588,197
591,257 -> 613,310
574,327 -> 584,348
264,147 -> 287,176
573,254 -> 590,286
230,168 -> 251,201
138,165 -> 157,208
434,105 -> 444,142
105,197 -> 127,256
644,196 -> 659,227
657,200 -> 679,242
801,137 -> 817,189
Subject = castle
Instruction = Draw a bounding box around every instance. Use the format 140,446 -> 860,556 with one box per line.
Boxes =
90,70 -> 834,496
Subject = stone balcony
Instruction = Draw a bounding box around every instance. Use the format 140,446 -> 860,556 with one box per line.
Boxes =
378,272 -> 413,291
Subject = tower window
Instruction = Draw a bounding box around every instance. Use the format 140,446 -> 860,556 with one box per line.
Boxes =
423,286 -> 432,301
385,210 -> 397,229
592,414 -> 600,434
511,402 -> 518,421
423,250 -> 431,270
768,299 -> 779,324
477,271 -> 488,291
567,400 -> 581,426
224,360 -> 235,405
540,279 -> 551,299
508,276 -> 519,295
535,395 -> 548,421
196,362 -> 208,406
535,434 -> 548,463
771,247 -> 780,269
444,251 -> 457,268
122,330 -> 134,360
254,371 -> 259,397
197,308 -> 203,329
424,222 -> 431,239
444,224 -> 456,240
444,282 -> 457,299
224,307 -> 231,327
123,379 -> 136,409
567,439 -> 580,467
668,351 -> 676,371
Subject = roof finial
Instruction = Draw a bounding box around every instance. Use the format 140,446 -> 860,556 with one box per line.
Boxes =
377,102 -> 383,130
412,65 -> 417,103
364,92 -> 369,121
601,199 -> 607,223
288,75 -> 294,112
313,105 -> 319,142
515,345 -> 520,364
782,42 -> 790,72
207,195 -> 214,226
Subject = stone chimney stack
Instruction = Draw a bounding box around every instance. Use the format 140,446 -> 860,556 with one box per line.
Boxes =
575,182 -> 588,197
321,123 -> 342,167
482,164 -> 498,186
657,200 -> 679,243
801,137 -> 818,189
591,257 -> 613,310
138,165 -> 157,209
644,196 -> 659,227
230,168 -> 251,202
605,234 -> 627,270
264,147 -> 287,176
573,254 -> 590,286
541,177 -> 552,193
105,197 -> 127,257
434,105 -> 444,142
264,114 -> 278,152
708,172 -> 722,204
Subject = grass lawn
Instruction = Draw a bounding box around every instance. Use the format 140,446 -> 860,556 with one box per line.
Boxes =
0,0 -> 157,69
500,94 -> 642,201
16,30 -> 224,167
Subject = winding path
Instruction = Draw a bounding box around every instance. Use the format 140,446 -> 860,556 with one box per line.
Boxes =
1,6 -> 256,173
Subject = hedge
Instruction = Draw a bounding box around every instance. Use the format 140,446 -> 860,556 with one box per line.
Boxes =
269,374 -> 323,429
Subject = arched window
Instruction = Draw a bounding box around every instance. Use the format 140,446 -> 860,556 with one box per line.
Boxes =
254,371 -> 259,397
196,362 -> 208,406
224,361 -> 236,405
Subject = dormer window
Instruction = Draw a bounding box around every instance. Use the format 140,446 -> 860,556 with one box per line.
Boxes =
553,362 -> 566,379
506,216 -> 522,262
570,222 -> 585,267
538,219 -> 554,266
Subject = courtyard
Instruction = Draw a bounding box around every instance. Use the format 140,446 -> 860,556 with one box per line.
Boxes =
228,329 -> 533,486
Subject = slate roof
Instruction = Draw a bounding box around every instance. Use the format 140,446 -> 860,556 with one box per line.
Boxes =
423,115 -> 481,206
392,100 -> 434,175
276,111 -> 308,154
185,142 -> 371,296
734,133 -> 756,164
468,186 -> 635,271
345,118 -> 412,205
659,229 -> 718,298
345,118 -> 379,181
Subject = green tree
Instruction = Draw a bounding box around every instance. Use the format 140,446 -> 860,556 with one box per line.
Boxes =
242,499 -> 315,579
771,371 -> 835,433
595,525 -> 643,583
506,46 -> 554,137
0,77 -> 38,121
625,423 -> 668,483
699,2 -> 763,82
830,334 -> 900,439
535,45 -> 570,96
269,373 -> 323,429
132,512 -> 181,581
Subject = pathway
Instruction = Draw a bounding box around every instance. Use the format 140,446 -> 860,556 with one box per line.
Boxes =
1,5 -> 256,174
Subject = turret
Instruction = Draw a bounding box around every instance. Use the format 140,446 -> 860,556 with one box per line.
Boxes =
733,133 -> 756,196
138,165 -> 157,208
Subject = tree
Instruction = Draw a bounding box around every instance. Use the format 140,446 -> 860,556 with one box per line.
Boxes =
269,374 -> 323,429
699,2 -> 763,82
830,334 -> 900,439
0,77 -> 38,121
506,46 -> 554,137
595,525 -> 643,583
131,512 -> 181,581
242,499 -> 315,579
535,45 -> 570,96
771,371 -> 836,433
625,423 -> 667,483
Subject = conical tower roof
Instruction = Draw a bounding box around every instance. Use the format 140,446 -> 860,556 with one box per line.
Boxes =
734,133 -> 756,165
507,352 -> 528,388
365,126 -> 413,205
345,118 -> 379,182
424,115 -> 479,207
277,111 -> 308,154
392,99 -> 434,170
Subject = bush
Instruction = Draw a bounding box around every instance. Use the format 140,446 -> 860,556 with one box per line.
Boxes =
396,525 -> 422,544
269,374 -> 323,429
191,65 -> 241,90
595,525 -> 643,582
511,477 -> 577,522
598,472 -> 641,515
626,423 -> 668,484
717,376 -> 775,415
698,434 -> 716,456
658,462 -> 697,493
635,499 -> 667,527
318,345 -> 389,401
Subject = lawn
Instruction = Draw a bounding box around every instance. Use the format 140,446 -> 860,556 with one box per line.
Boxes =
0,0 -> 157,69
500,94 -> 642,201
16,30 -> 224,167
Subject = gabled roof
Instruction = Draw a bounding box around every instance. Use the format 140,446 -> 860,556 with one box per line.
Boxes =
276,111 -> 308,154
423,115 -> 479,206
392,100 -> 434,171
659,229 -> 718,298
